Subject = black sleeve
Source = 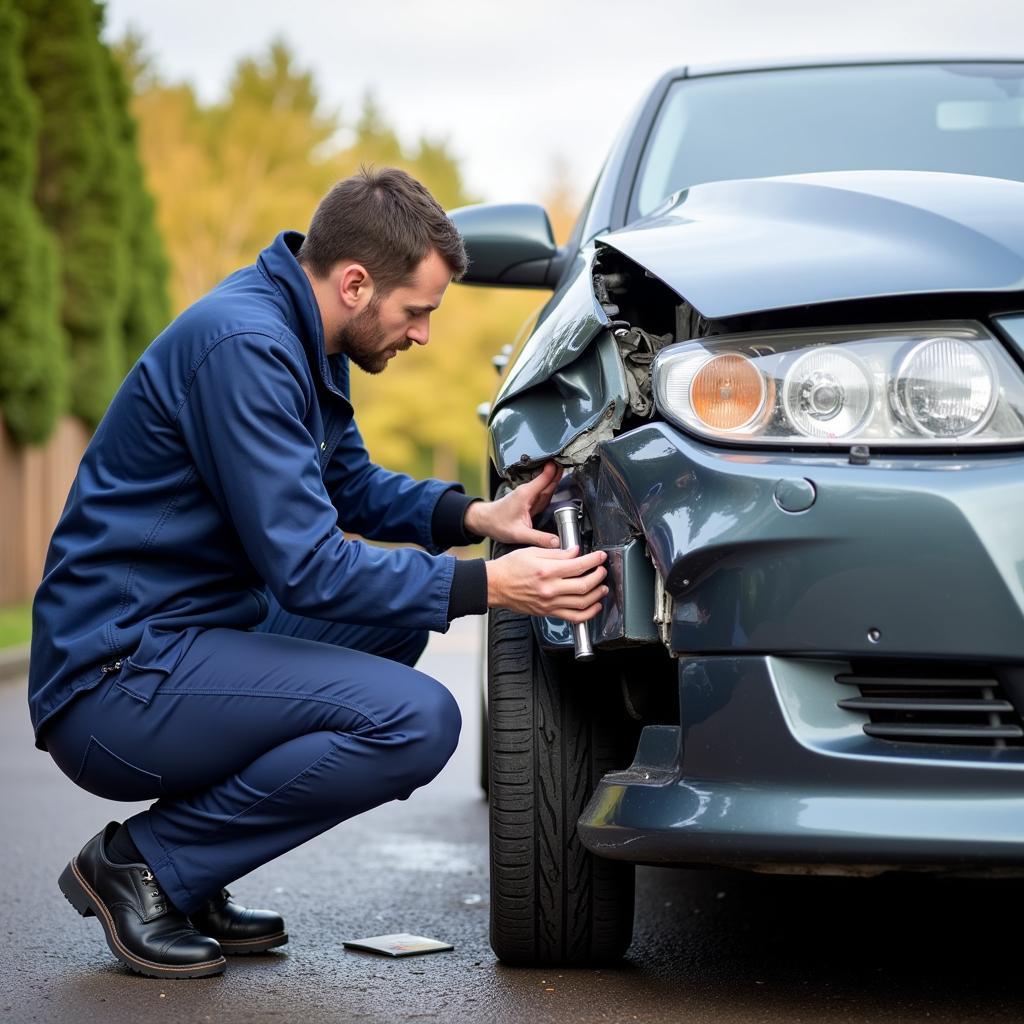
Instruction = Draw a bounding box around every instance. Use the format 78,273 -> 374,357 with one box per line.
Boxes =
446,558 -> 488,621
431,489 -> 486,549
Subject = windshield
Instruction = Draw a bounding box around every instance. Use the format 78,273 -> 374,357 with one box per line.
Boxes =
632,63 -> 1024,219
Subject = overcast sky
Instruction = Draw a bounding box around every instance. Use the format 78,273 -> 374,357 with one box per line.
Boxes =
103,0 -> 1023,206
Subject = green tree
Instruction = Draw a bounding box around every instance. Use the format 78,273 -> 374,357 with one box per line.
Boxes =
105,44 -> 170,365
21,0 -> 129,427
132,40 -> 338,308
0,0 -> 66,443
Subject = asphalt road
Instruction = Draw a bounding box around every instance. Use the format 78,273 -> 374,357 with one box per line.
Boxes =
2,616 -> 1023,1024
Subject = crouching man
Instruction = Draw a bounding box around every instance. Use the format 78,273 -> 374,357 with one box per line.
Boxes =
28,167 -> 608,978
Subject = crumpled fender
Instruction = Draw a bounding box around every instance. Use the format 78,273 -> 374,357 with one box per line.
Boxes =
488,249 -> 633,477
493,248 -> 609,408
488,328 -> 629,476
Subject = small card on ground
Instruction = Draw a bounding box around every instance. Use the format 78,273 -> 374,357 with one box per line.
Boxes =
342,933 -> 455,957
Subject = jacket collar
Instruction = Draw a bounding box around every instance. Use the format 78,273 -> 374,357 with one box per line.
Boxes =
257,231 -> 350,402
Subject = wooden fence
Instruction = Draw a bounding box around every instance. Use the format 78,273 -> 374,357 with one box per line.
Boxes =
0,416 -> 90,606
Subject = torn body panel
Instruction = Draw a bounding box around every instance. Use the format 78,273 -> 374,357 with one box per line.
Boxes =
489,248 -> 692,654
488,328 -> 629,477
470,66 -> 1024,888
493,247 -> 610,408
489,246 -> 684,479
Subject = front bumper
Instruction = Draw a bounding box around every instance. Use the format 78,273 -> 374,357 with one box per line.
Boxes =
578,656 -> 1024,870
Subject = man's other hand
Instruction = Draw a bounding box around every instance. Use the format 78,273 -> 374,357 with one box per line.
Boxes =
464,462 -> 563,548
485,546 -> 608,623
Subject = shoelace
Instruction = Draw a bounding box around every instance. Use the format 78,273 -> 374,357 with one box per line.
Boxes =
140,868 -> 165,914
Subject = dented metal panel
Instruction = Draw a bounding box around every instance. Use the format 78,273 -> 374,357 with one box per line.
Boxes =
597,420 -> 1024,662
493,248 -> 609,408
488,329 -> 629,476
601,171 -> 1024,319
593,539 -> 659,647
535,537 -> 659,653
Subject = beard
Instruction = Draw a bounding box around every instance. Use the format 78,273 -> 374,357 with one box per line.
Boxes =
331,297 -> 407,375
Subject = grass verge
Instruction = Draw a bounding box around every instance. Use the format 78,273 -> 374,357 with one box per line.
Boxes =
0,603 -> 31,649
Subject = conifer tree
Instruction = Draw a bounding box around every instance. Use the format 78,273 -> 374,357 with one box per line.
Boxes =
0,0 -> 66,443
21,0 -> 129,427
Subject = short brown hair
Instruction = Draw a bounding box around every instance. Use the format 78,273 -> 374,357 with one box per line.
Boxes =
297,166 -> 467,293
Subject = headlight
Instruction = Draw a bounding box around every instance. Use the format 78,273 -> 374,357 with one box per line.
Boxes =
782,348 -> 872,439
891,337 -> 997,438
653,322 -> 1024,447
669,352 -> 769,431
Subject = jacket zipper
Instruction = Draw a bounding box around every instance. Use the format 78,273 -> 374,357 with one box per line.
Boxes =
101,659 -> 124,674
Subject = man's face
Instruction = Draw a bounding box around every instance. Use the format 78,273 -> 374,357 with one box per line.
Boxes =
337,250 -> 452,375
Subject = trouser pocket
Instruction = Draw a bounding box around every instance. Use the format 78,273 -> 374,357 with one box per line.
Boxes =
73,735 -> 164,802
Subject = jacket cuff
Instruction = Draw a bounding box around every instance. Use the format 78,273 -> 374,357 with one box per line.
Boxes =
431,489 -> 485,549
447,558 -> 488,621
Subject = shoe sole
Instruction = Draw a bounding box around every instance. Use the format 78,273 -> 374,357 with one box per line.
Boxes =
58,859 -> 227,979
218,932 -> 289,955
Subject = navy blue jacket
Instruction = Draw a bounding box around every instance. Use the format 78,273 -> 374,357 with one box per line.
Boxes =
28,232 -> 484,749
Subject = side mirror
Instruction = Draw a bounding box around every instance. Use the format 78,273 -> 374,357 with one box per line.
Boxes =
448,203 -> 567,288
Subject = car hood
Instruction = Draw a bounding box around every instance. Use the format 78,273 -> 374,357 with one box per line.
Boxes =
599,170 -> 1024,319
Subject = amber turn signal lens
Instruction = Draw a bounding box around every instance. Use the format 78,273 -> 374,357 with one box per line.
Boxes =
690,354 -> 766,430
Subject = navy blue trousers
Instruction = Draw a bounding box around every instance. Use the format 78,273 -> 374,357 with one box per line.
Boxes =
44,595 -> 461,914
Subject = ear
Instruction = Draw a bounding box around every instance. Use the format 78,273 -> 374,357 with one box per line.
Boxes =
336,262 -> 374,312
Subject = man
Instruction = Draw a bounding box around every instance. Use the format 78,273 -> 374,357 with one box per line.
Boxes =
29,167 -> 608,979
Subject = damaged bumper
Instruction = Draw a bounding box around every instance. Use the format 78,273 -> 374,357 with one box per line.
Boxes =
588,421 -> 1024,662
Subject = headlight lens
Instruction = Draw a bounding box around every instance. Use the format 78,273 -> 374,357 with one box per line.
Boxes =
667,352 -> 768,431
782,348 -> 873,439
653,322 -> 1024,447
891,337 -> 997,437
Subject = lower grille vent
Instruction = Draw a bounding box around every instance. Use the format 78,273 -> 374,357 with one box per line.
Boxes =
836,670 -> 1024,747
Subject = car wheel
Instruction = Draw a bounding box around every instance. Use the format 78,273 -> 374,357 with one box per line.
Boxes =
487,545 -> 638,965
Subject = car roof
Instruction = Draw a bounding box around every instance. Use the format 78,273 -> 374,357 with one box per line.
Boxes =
672,54 -> 1024,79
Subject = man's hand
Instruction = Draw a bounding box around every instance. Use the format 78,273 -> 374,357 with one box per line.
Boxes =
486,545 -> 608,622
464,462 -> 564,548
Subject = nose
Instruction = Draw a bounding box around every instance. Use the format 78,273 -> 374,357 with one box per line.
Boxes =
408,323 -> 429,346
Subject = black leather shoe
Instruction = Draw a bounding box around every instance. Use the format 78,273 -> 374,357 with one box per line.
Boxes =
58,822 -> 226,979
190,889 -> 288,954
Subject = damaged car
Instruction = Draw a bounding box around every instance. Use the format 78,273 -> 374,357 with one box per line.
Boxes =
450,56 -> 1024,967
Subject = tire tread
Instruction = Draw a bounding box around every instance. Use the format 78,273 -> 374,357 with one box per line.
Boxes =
487,568 -> 636,966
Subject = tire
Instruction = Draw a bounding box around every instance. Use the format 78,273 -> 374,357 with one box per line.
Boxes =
479,695 -> 489,797
487,552 -> 639,966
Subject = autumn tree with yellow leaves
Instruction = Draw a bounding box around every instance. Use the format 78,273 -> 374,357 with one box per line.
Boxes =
120,36 -> 576,494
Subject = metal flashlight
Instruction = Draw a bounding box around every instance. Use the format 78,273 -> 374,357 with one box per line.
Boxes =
553,503 -> 595,662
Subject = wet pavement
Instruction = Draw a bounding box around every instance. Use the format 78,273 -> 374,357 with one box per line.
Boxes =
2,616 -> 1023,1023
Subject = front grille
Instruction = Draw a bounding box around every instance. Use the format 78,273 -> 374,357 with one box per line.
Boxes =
836,668 -> 1024,747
